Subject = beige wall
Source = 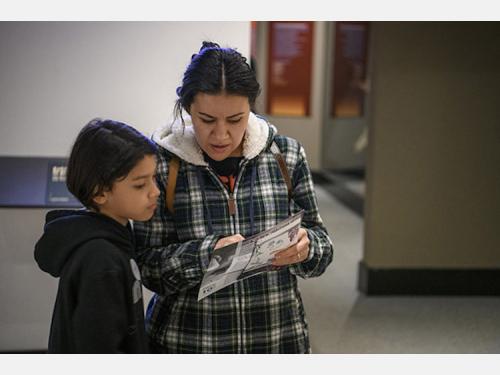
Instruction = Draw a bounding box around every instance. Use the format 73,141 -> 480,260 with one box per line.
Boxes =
364,22 -> 500,268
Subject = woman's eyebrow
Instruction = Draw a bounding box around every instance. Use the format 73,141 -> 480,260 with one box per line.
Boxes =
198,112 -> 215,119
197,111 -> 244,119
227,112 -> 244,119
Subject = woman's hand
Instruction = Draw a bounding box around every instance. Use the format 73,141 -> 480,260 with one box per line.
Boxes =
214,234 -> 245,250
272,228 -> 310,266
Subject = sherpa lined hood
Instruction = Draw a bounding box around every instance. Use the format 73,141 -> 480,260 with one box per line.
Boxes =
34,210 -> 134,277
152,112 -> 276,164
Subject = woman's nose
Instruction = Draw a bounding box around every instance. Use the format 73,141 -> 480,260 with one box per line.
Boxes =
212,122 -> 229,139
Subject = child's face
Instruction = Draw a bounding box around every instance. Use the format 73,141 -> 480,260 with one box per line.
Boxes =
94,155 -> 160,225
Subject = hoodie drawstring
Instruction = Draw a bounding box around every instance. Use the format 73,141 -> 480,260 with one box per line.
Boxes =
196,167 -> 214,235
249,161 -> 257,235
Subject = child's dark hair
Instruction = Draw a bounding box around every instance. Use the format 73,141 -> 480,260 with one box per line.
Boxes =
66,118 -> 157,211
174,41 -> 261,125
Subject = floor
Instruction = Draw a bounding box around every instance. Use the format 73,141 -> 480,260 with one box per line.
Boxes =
298,180 -> 500,353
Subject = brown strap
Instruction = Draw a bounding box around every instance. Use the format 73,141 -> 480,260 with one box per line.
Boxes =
166,156 -> 180,214
274,153 -> 292,201
270,142 -> 292,201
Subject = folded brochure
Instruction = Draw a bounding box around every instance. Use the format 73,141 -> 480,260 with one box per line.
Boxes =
198,210 -> 304,301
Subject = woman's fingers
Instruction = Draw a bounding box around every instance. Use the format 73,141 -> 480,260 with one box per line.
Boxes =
215,234 -> 245,249
214,228 -> 309,266
272,229 -> 310,266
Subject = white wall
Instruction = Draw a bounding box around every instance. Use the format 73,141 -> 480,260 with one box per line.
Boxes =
0,21 -> 250,157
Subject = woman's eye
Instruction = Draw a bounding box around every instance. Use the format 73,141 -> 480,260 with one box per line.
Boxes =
134,184 -> 146,190
201,118 -> 215,124
228,118 -> 242,124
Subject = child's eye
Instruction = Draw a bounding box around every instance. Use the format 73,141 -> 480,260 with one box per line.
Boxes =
133,184 -> 146,190
201,118 -> 215,124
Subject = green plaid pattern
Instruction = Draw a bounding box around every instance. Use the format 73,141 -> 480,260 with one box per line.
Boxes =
134,130 -> 333,353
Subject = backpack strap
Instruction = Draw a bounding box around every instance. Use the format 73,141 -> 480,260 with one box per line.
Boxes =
166,156 -> 180,214
270,141 -> 292,201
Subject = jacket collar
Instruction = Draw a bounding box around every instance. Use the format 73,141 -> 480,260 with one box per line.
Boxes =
152,112 -> 274,166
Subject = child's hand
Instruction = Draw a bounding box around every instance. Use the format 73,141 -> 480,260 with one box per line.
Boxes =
215,234 -> 245,249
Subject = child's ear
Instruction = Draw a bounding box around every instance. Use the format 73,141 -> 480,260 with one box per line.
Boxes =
92,191 -> 109,206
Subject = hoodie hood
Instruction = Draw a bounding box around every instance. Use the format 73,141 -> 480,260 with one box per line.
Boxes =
152,112 -> 277,165
34,210 -> 134,277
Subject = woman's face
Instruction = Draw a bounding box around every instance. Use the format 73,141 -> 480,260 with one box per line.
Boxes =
189,93 -> 250,161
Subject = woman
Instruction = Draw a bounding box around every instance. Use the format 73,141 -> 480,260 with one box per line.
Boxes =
134,42 -> 333,353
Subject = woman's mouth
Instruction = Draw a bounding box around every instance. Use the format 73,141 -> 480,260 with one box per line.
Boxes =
211,144 -> 230,153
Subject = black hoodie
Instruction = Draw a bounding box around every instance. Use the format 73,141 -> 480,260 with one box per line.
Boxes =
34,210 -> 149,353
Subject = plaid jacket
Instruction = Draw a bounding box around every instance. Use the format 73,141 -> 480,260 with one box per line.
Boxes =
134,113 -> 333,353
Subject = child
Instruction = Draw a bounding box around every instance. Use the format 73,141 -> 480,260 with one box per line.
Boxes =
34,118 -> 159,353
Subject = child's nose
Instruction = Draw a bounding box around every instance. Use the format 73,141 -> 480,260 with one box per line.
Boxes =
151,182 -> 160,198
